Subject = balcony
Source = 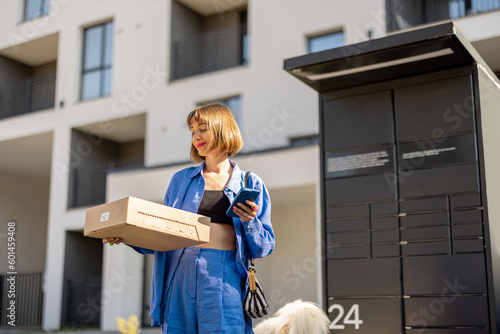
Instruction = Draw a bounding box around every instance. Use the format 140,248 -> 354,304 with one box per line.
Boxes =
0,70 -> 56,120
68,114 -> 146,209
67,136 -> 145,208
171,24 -> 247,80
387,0 -> 500,32
0,33 -> 58,120
170,0 -> 248,81
0,273 -> 43,328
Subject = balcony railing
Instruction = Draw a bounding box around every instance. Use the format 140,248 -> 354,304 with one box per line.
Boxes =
0,273 -> 44,328
0,72 -> 56,120
68,158 -> 144,209
108,156 -> 145,172
68,167 -> 107,209
387,0 -> 500,32
171,24 -> 247,80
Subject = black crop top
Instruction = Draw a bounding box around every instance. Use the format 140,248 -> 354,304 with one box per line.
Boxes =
197,190 -> 234,226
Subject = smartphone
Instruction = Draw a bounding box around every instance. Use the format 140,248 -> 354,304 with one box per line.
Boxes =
226,188 -> 260,217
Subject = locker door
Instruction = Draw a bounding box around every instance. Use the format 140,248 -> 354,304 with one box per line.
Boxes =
322,89 -> 402,333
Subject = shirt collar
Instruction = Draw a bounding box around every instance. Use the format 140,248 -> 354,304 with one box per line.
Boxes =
188,159 -> 242,194
225,160 -> 242,194
188,161 -> 205,179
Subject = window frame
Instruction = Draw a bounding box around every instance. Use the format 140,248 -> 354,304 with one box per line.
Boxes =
23,0 -> 50,21
240,10 -> 249,65
80,21 -> 114,101
421,0 -> 500,25
308,30 -> 345,54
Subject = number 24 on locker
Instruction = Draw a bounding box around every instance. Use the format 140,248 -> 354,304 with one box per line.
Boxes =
329,304 -> 363,330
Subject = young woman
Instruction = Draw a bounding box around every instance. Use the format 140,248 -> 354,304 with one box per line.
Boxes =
103,103 -> 275,333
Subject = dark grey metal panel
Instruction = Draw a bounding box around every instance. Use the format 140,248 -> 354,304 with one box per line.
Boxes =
327,232 -> 370,246
327,218 -> 369,233
325,174 -> 397,206
400,212 -> 449,228
401,226 -> 449,242
406,330 -> 489,334
399,164 -> 479,199
323,90 -> 394,152
451,193 -> 481,210
452,209 -> 482,224
402,241 -> 450,256
372,216 -> 399,230
327,299 -> 402,333
373,230 -> 399,243
395,75 -> 474,142
403,254 -> 487,295
454,238 -> 484,253
405,296 -> 489,327
452,223 -> 483,238
373,244 -> 400,258
326,205 -> 369,220
327,258 -> 401,297
325,145 -> 394,179
327,246 -> 370,260
398,134 -> 477,170
371,202 -> 398,216
400,197 -> 448,214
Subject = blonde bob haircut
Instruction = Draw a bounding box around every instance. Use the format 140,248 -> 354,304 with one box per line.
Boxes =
187,103 -> 243,162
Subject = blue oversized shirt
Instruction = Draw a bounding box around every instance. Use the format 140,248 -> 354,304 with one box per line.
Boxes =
130,160 -> 275,327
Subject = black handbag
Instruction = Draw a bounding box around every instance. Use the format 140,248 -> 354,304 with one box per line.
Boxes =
241,171 -> 270,318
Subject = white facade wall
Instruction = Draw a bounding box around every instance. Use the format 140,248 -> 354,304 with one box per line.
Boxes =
0,170 -> 49,273
0,0 -> 499,330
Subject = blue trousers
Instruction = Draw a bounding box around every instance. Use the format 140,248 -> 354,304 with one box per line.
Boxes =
162,247 -> 253,334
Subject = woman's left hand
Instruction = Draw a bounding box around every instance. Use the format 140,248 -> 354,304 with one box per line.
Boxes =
233,200 -> 259,223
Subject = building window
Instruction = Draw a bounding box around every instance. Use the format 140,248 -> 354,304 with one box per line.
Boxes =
240,11 -> 249,65
24,0 -> 50,21
308,31 -> 344,53
442,0 -> 500,19
81,21 -> 113,101
425,0 -> 500,24
387,0 -> 500,32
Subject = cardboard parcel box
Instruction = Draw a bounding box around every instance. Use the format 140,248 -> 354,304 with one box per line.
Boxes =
84,196 -> 211,252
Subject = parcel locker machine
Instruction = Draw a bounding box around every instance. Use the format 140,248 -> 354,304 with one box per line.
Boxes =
284,22 -> 500,333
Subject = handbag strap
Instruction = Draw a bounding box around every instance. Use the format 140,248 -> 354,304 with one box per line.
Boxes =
244,171 -> 251,188
244,171 -> 256,271
248,267 -> 257,291
248,256 -> 256,271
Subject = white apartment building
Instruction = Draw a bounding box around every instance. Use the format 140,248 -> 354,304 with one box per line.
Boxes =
0,0 -> 498,331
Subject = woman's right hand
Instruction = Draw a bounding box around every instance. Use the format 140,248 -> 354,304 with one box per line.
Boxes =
102,237 -> 122,245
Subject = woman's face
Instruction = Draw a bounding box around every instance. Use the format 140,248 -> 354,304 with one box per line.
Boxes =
190,119 -> 211,157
